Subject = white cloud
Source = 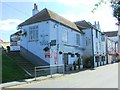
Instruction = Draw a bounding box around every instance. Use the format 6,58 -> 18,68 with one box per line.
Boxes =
0,19 -> 23,31
57,0 -> 98,6
60,2 -> 118,32
0,19 -> 23,42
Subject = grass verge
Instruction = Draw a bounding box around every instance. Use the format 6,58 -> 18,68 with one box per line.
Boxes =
2,52 -> 30,83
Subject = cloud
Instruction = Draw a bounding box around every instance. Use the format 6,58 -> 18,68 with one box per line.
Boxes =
60,2 -> 118,32
0,19 -> 23,31
0,19 -> 23,42
0,0 -> 60,2
57,0 -> 98,7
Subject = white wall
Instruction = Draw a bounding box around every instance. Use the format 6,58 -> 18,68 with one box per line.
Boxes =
49,21 -> 84,65
21,21 -> 50,64
82,28 -> 107,67
21,20 -> 85,66
82,28 -> 93,56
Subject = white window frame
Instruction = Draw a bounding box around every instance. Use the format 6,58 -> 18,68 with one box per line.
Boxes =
29,25 -> 39,41
76,34 -> 80,45
62,29 -> 68,43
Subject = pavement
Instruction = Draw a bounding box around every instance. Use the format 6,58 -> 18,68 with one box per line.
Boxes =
0,63 -> 119,88
0,73 -> 64,89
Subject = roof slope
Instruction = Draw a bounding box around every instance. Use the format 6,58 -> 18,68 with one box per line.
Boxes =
18,8 -> 80,31
105,31 -> 118,37
75,20 -> 94,29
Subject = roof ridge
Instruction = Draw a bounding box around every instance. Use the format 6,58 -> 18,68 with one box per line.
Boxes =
18,8 -> 80,32
43,8 -> 51,18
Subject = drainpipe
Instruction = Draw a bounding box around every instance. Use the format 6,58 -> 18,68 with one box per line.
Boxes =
55,23 -> 59,72
106,36 -> 108,64
91,28 -> 94,68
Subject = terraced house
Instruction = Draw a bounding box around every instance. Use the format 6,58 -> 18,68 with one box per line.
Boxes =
75,20 -> 107,67
105,31 -> 119,63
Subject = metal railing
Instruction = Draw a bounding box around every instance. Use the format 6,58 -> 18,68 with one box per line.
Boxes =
34,64 -> 64,80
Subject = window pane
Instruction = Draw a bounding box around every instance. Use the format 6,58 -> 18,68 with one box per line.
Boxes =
62,29 -> 68,43
76,34 -> 80,45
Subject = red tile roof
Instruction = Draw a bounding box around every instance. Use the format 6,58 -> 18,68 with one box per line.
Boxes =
105,31 -> 118,37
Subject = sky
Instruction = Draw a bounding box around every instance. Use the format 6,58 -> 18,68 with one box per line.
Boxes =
0,0 -> 118,42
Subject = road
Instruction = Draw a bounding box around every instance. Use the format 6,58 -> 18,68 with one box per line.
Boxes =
9,63 -> 118,88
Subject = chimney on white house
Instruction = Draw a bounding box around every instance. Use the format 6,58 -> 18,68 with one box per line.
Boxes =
94,21 -> 96,28
94,21 -> 101,30
32,3 -> 39,16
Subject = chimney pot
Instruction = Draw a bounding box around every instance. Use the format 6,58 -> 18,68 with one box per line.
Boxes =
32,3 -> 39,16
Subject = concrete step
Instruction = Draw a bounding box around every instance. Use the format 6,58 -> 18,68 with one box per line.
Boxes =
6,52 -> 48,77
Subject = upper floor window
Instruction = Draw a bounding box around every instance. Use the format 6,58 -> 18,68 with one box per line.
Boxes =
62,29 -> 68,43
96,42 -> 98,52
76,34 -> 80,45
29,25 -> 38,41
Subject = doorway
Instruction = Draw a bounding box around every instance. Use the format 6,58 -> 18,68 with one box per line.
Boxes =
63,53 -> 68,71
102,56 -> 105,65
95,56 -> 99,67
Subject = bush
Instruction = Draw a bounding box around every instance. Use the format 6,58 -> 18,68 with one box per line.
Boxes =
83,56 -> 94,68
77,56 -> 81,69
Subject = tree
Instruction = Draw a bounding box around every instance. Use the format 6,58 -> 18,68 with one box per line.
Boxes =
91,0 -> 107,13
111,1 -> 120,23
77,56 -> 81,69
92,0 -> 120,23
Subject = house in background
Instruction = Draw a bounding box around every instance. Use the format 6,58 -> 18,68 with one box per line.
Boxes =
118,27 -> 120,60
75,20 -> 107,67
105,31 -> 119,63
10,31 -> 21,51
18,5 -> 85,73
105,31 -> 118,42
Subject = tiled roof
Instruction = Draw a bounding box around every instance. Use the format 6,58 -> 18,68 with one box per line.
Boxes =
75,20 -> 94,29
75,20 -> 99,31
18,8 -> 80,32
105,31 -> 118,37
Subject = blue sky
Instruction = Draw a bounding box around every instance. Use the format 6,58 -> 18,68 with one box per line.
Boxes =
0,0 -> 118,42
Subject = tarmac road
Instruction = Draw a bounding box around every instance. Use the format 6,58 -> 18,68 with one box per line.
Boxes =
9,63 -> 118,88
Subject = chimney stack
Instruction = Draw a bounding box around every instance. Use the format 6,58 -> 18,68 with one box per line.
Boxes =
94,21 -> 96,28
32,3 -> 39,16
97,21 -> 100,30
94,21 -> 101,31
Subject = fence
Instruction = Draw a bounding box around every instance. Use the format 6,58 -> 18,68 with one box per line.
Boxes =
34,64 -> 64,80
